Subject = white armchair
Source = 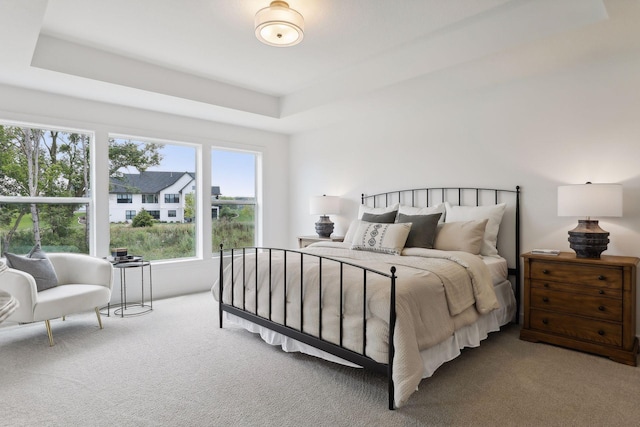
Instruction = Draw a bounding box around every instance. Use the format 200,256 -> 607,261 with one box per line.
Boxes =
0,253 -> 113,346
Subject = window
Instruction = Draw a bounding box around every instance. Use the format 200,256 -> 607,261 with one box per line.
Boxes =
117,194 -> 133,204
164,194 -> 180,203
0,123 -> 92,254
126,210 -> 136,220
211,149 -> 257,251
142,194 -> 158,203
108,137 -> 196,261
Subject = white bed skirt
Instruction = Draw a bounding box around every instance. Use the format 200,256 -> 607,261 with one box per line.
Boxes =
224,279 -> 517,379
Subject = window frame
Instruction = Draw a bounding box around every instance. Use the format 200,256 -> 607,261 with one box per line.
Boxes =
108,134 -> 200,261
0,120 -> 95,255
210,148 -> 259,253
117,194 -> 133,204
142,194 -> 159,204
164,193 -> 180,204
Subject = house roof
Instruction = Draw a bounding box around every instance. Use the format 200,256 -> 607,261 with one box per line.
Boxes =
110,171 -> 221,196
110,171 -> 193,194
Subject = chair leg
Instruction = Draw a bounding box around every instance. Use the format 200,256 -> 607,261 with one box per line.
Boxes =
95,307 -> 103,329
44,320 -> 54,346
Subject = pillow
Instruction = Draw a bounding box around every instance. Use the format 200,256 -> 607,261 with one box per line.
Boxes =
396,213 -> 442,249
398,203 -> 446,223
361,210 -> 398,224
357,203 -> 400,219
350,222 -> 412,255
343,219 -> 362,244
433,219 -> 488,255
444,202 -> 506,257
3,245 -> 59,291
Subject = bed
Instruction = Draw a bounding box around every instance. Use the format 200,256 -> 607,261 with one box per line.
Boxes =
212,186 -> 521,409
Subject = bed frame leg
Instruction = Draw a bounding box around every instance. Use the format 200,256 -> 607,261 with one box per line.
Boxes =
219,244 -> 224,329
388,266 -> 397,410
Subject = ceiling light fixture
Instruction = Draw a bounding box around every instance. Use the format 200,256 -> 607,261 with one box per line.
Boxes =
255,1 -> 304,47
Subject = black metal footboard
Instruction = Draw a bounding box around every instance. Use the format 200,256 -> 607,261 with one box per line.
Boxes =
218,246 -> 398,410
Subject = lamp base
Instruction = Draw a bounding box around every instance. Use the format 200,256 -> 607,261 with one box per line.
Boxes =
568,220 -> 610,259
315,215 -> 334,238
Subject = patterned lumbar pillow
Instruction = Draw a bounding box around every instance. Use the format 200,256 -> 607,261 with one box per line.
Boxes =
350,222 -> 412,255
3,245 -> 59,292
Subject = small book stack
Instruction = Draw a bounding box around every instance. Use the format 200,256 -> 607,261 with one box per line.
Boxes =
531,249 -> 560,256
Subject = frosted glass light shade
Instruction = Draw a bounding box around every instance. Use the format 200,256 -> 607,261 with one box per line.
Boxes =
557,184 -> 622,218
255,1 -> 304,47
309,195 -> 340,215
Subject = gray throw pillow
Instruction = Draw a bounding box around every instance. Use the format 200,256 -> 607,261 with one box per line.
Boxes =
361,210 -> 398,224
397,213 -> 442,249
3,245 -> 59,292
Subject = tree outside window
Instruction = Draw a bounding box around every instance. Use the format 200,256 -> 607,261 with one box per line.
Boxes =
0,125 -> 91,254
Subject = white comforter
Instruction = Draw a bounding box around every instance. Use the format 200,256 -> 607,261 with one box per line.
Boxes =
212,242 -> 499,407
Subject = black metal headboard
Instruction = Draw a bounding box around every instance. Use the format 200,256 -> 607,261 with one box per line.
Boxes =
361,186 -> 521,323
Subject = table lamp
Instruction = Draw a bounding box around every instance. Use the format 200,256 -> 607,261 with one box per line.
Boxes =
557,182 -> 622,258
309,195 -> 340,238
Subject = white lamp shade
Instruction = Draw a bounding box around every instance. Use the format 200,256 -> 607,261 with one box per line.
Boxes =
309,195 -> 340,215
557,184 -> 623,217
255,1 -> 304,47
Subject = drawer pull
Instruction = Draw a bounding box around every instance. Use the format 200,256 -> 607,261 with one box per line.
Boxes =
598,330 -> 605,336
598,275 -> 605,281
599,290 -> 605,295
542,297 -> 549,303
598,306 -> 605,311
542,269 -> 549,274
544,283 -> 549,288
542,318 -> 549,325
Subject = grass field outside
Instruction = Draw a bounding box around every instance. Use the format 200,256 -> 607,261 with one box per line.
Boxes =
1,213 -> 254,260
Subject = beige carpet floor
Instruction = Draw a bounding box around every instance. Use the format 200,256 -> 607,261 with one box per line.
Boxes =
1,291 -> 639,426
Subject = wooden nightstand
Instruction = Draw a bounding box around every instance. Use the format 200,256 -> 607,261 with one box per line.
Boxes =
520,252 -> 639,366
297,235 -> 344,248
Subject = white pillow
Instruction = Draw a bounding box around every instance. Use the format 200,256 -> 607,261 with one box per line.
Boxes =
357,203 -> 399,219
433,219 -> 488,255
343,219 -> 363,244
350,222 -> 411,255
398,203 -> 446,223
444,202 -> 506,257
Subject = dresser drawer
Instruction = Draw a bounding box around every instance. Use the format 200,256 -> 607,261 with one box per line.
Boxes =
529,309 -> 622,347
530,288 -> 622,321
530,260 -> 623,289
531,279 -> 622,299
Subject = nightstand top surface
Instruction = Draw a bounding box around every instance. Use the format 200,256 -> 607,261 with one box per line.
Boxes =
523,251 -> 639,266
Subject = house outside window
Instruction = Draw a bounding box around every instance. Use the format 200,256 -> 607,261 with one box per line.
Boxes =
108,138 -> 197,261
164,194 -> 180,203
117,194 -> 132,204
125,210 -> 136,220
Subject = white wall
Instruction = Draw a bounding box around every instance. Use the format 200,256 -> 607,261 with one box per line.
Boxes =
0,84 -> 290,301
289,54 -> 640,328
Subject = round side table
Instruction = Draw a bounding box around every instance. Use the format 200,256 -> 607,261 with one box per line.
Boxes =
103,256 -> 153,317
